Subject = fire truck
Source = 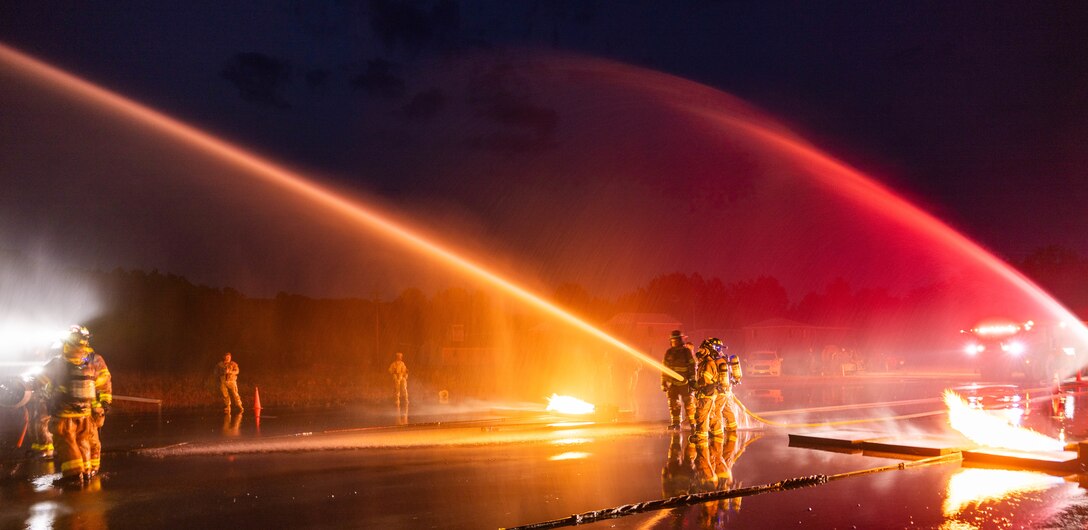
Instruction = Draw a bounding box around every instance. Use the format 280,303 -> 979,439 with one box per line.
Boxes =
961,319 -> 1081,382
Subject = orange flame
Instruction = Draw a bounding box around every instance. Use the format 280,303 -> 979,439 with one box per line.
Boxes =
546,394 -> 595,415
943,390 -> 1063,452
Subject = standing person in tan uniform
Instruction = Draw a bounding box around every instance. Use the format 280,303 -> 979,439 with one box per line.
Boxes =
388,352 -> 409,421
216,352 -> 243,414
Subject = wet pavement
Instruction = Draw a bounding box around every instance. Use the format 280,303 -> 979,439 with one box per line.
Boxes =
4,373 -> 1088,529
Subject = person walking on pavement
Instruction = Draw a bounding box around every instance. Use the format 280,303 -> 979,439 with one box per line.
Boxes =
216,352 -> 243,414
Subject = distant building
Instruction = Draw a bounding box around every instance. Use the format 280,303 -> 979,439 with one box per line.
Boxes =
605,313 -> 683,357
741,318 -> 853,368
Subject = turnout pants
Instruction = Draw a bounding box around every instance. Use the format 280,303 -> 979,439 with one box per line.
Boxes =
665,383 -> 695,428
690,392 -> 717,445
49,416 -> 94,479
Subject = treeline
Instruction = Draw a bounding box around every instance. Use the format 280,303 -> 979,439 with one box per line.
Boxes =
8,245 -> 1088,377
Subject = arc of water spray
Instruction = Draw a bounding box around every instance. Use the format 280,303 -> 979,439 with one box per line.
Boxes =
688,107 -> 1088,374
565,59 -> 1088,374
0,43 -> 685,382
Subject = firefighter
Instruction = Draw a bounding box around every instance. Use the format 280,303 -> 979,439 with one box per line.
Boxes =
37,327 -> 105,485
661,330 -> 696,430
28,388 -> 53,459
711,340 -> 742,437
216,352 -> 243,414
689,339 -> 721,446
73,326 -> 112,477
388,352 -> 409,422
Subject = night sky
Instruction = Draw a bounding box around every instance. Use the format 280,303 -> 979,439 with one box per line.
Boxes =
2,1 -> 1087,302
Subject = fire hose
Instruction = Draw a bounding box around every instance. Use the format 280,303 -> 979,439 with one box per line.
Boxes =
501,452 -> 962,530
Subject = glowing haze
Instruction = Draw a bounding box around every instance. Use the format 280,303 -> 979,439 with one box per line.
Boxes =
0,43 -> 683,382
3,38 -> 1088,393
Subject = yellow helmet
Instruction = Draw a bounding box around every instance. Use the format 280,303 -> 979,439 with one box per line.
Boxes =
61,325 -> 93,363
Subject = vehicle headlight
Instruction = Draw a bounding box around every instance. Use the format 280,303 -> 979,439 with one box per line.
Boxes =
1002,341 -> 1025,356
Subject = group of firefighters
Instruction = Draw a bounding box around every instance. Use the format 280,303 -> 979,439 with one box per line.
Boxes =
19,326 -> 730,488
661,329 -> 743,445
27,325 -> 112,487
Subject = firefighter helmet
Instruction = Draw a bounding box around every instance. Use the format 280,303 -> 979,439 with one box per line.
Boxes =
66,325 -> 91,346
701,337 -> 723,354
61,325 -> 92,363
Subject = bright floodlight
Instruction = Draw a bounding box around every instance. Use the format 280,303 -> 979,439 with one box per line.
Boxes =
1003,341 -> 1026,356
0,322 -> 66,360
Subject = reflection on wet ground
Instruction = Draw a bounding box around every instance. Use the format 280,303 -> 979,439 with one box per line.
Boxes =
4,374 -> 1088,529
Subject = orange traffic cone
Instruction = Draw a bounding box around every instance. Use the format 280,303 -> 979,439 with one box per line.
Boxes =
253,386 -> 262,412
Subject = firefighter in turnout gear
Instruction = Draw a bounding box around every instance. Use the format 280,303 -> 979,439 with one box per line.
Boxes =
689,339 -> 721,446
28,388 -> 53,459
82,327 -> 112,478
37,326 -> 110,485
661,330 -> 696,430
713,341 -> 741,436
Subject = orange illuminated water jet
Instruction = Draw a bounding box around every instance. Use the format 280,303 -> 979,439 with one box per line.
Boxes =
0,43 -> 684,382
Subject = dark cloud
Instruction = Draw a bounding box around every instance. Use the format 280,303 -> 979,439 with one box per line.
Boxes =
400,88 -> 446,120
305,68 -> 329,89
466,60 -> 558,148
368,0 -> 461,56
351,58 -> 406,98
220,52 -> 293,108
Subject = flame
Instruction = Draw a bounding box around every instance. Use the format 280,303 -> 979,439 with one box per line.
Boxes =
943,468 -> 1063,516
546,394 -> 595,415
943,390 -> 1063,452
549,452 -> 591,461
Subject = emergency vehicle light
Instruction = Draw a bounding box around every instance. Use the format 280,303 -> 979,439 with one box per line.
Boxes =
975,324 -> 1020,336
